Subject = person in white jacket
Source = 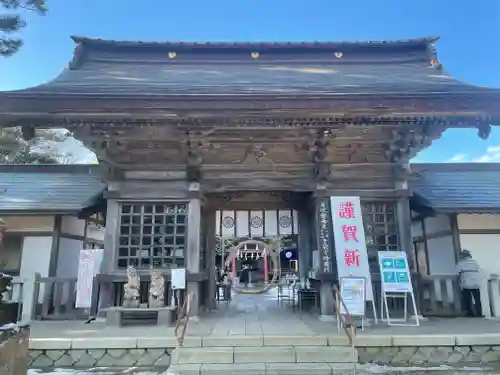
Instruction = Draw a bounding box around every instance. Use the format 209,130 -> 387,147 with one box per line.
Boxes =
456,250 -> 484,317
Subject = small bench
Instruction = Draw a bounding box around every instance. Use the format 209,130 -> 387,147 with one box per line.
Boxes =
102,306 -> 176,327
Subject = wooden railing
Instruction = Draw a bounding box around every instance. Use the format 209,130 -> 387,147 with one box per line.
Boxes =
333,284 -> 357,373
32,274 -> 82,321
488,275 -> 500,318
419,275 -> 463,316
175,292 -> 193,347
3,277 -> 25,323
369,273 -> 463,317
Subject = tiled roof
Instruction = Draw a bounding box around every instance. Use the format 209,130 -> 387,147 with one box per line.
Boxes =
4,35 -> 497,97
0,165 -> 105,213
410,163 -> 500,213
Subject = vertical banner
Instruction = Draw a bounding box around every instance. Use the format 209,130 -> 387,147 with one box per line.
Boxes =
75,249 -> 104,308
330,197 -> 373,301
318,199 -> 333,273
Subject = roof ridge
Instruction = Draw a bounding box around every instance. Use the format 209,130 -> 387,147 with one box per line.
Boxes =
68,35 -> 440,70
71,35 -> 440,47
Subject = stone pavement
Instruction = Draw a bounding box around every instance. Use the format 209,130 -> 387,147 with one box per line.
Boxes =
30,287 -> 500,339
27,289 -> 500,368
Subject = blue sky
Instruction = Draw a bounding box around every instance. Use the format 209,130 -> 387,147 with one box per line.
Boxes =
1,0 -> 499,163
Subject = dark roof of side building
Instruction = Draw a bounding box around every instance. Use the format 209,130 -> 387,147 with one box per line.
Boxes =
0,164 -> 104,214
1,162 -> 499,215
410,163 -> 500,213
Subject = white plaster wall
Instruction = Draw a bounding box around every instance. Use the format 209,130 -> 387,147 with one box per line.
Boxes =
418,214 -> 455,275
56,237 -> 83,278
61,215 -> 104,241
458,213 -> 500,276
19,236 -> 53,321
411,220 -> 423,238
459,234 -> 500,276
426,235 -> 456,274
87,222 -> 105,242
425,214 -> 451,235
61,216 -> 85,236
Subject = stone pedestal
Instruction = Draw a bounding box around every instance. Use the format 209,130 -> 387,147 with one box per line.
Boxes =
319,282 -> 335,319
0,324 -> 30,375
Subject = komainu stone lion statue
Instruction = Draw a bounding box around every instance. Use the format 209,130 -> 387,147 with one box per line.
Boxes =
148,269 -> 165,308
122,266 -> 140,308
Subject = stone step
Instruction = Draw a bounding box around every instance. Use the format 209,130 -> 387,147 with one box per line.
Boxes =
166,362 -> 356,375
171,345 -> 357,365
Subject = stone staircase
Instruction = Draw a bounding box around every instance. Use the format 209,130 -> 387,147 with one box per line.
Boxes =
166,336 -> 357,375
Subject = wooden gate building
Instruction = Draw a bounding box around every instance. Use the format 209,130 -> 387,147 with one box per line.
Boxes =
1,36 -> 499,318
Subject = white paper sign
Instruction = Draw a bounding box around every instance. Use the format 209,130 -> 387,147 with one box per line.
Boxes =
75,249 -> 104,308
171,268 -> 186,290
330,196 -> 373,300
378,251 -> 413,293
339,277 -> 366,317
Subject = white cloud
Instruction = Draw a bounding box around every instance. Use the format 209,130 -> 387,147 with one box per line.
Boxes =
474,144 -> 500,163
447,153 -> 468,162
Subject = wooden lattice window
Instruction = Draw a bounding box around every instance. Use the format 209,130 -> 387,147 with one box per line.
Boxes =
117,203 -> 187,269
362,202 -> 399,270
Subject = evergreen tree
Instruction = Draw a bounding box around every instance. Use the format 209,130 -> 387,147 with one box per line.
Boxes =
0,0 -> 46,56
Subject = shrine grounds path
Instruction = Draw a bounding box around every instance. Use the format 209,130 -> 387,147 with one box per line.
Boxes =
30,288 -> 500,339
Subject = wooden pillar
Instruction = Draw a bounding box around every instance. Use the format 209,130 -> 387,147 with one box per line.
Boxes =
298,205 -> 313,280
186,183 -> 202,319
263,248 -> 269,283
396,198 -> 413,267
314,191 -> 335,320
205,207 -> 217,310
99,199 -> 119,311
48,215 -> 62,277
396,194 -> 423,314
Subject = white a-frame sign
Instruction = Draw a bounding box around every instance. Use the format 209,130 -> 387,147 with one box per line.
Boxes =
378,251 -> 420,326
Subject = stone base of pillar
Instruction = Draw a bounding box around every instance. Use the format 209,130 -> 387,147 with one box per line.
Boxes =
319,282 -> 335,317
187,281 -> 200,319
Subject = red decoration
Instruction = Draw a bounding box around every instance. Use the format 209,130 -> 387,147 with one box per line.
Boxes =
338,202 -> 355,219
341,225 -> 358,242
344,249 -> 360,267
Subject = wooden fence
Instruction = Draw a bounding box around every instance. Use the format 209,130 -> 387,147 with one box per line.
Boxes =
8,271 -> 498,322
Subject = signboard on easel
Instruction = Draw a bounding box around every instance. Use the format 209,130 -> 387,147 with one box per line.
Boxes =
170,268 -> 186,308
378,251 -> 419,326
171,268 -> 186,290
339,276 -> 366,317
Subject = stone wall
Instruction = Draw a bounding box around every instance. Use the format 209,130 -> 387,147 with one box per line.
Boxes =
26,334 -> 500,368
0,324 -> 30,375
29,347 -> 173,369
27,345 -> 500,368
358,346 -> 500,365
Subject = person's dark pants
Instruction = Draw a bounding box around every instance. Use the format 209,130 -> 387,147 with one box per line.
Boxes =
462,288 -> 483,317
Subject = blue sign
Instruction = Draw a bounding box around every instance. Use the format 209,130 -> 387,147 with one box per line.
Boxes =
378,251 -> 413,293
